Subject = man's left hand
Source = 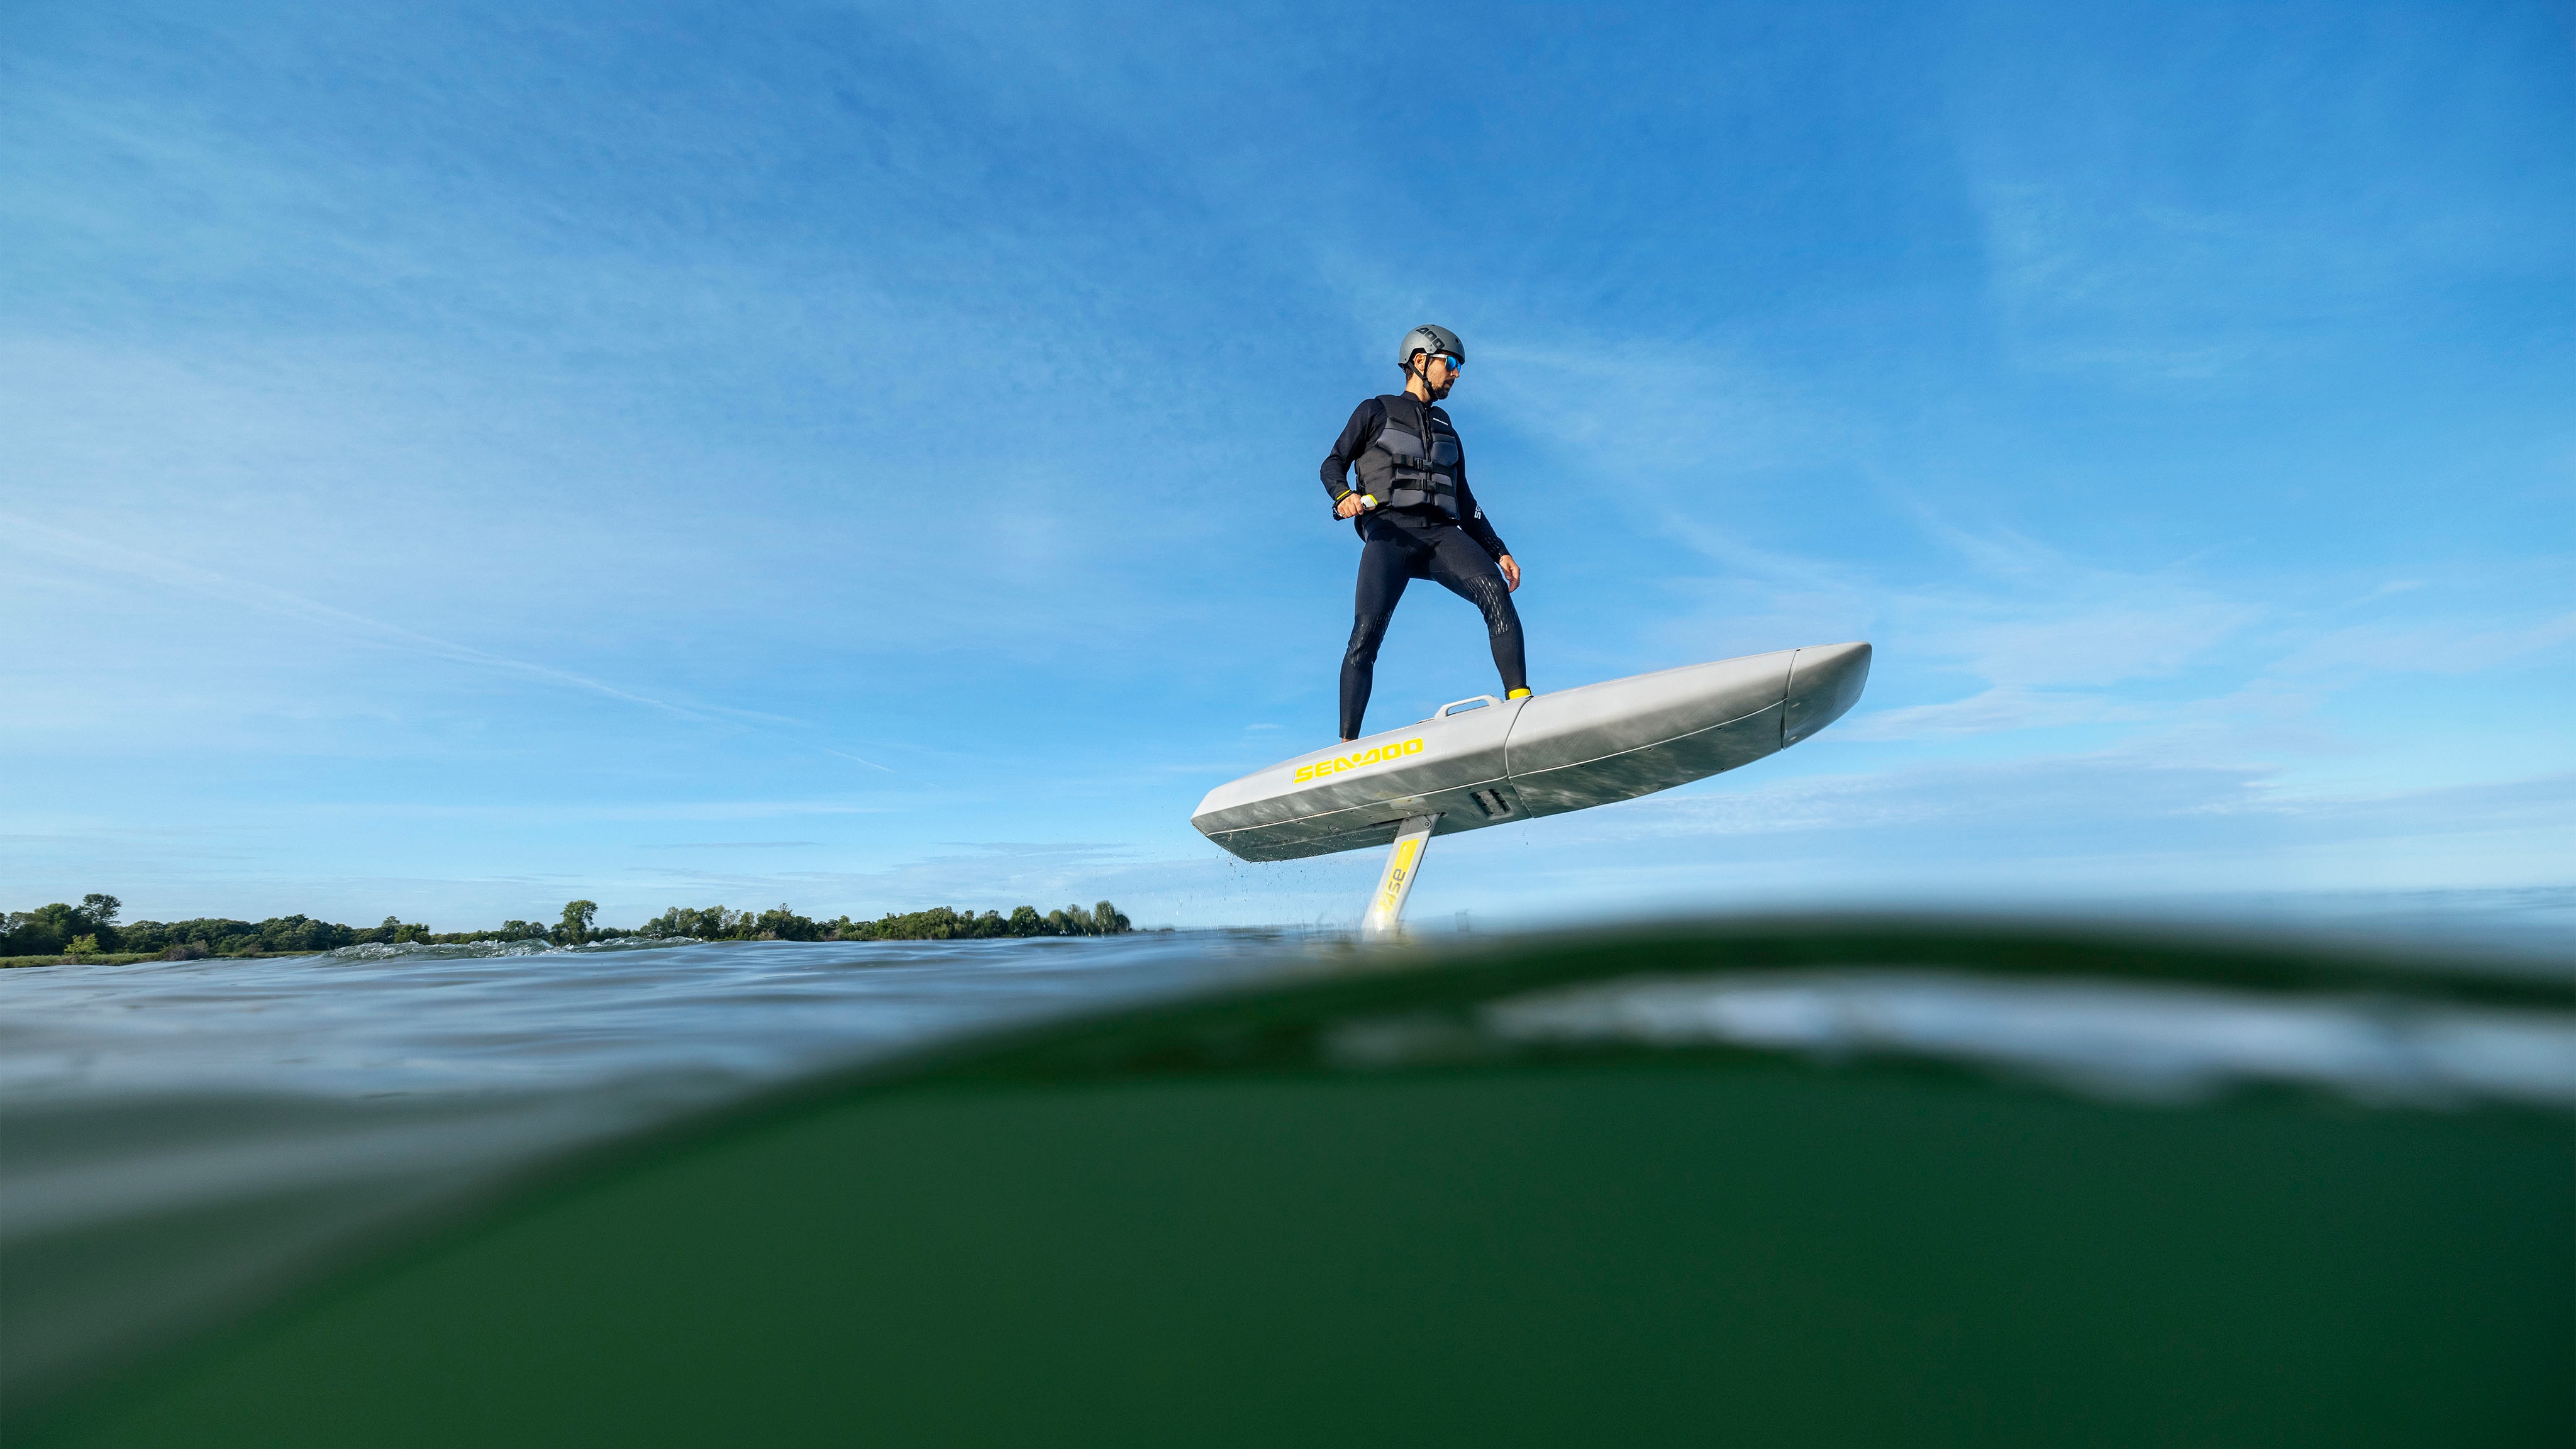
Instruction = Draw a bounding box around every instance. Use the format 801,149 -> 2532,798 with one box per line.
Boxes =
1498,555 -> 1521,591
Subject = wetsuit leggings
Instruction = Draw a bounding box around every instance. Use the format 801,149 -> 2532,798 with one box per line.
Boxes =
1340,515 -> 1526,740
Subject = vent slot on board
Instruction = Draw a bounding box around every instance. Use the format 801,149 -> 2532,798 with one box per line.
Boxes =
1471,788 -> 1514,819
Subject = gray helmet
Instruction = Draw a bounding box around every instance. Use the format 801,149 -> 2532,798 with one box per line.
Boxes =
1397,324 -> 1464,370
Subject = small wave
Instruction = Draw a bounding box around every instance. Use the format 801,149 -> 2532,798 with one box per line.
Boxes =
321,937 -> 706,962
1446,970 -> 2576,1111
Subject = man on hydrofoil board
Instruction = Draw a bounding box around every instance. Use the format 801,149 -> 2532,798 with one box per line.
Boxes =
1321,325 -> 1528,741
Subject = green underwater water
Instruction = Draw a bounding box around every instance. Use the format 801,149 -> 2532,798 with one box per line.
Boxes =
14,921 -> 2574,1446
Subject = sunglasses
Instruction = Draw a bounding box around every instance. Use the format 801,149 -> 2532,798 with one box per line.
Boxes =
1431,353 -> 1463,371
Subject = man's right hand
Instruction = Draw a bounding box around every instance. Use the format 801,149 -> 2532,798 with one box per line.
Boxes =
1334,492 -> 1371,519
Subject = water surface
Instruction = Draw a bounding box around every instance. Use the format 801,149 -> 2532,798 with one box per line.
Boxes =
6,915 -> 2568,1418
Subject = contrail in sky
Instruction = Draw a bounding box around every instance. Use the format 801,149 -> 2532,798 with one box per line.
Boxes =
1,511 -> 790,726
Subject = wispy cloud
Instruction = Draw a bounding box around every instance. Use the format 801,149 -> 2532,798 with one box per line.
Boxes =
1839,687 -> 2153,741
1474,338 -> 1852,501
640,841 -> 824,850
2273,611 -> 2576,678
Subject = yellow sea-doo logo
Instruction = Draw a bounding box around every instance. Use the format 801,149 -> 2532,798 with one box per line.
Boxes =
1295,737 -> 1424,783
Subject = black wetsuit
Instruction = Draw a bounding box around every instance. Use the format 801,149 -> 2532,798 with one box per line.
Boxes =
1321,394 -> 1528,740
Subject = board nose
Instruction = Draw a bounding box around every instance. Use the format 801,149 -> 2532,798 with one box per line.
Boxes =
1783,642 -> 1872,746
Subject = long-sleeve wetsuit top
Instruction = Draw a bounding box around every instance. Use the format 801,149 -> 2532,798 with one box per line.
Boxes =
1319,395 -> 1511,559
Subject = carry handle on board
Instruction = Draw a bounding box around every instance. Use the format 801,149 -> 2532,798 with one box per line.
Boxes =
1434,695 -> 1502,719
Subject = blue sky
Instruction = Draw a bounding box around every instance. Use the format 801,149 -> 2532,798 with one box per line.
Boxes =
4,0 -> 2569,931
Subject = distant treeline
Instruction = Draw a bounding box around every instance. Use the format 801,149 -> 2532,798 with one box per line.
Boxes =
4,894 -> 1133,963
648,901 -> 1132,943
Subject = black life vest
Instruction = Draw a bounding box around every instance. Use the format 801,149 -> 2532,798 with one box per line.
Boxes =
1353,394 -> 1463,518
